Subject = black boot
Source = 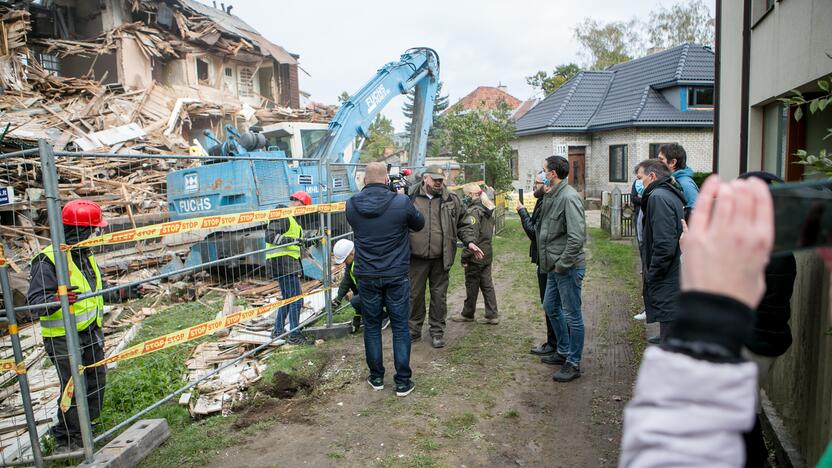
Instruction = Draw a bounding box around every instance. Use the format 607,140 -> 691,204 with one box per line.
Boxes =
351,315 -> 362,334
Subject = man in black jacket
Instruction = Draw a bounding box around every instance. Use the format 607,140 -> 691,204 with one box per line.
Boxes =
637,159 -> 685,344
346,162 -> 425,397
516,171 -> 558,356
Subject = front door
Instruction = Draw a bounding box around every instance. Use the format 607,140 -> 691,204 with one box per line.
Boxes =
567,146 -> 586,197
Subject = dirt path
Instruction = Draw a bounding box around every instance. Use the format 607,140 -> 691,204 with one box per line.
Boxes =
203,224 -> 640,468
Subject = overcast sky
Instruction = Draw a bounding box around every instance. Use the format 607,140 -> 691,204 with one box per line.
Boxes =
219,0 -> 714,132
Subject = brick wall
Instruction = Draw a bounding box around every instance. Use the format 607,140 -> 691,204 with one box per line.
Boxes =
512,127 -> 713,198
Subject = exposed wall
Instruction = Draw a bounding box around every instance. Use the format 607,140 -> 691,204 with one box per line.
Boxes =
118,36 -> 152,90
715,0 -> 746,180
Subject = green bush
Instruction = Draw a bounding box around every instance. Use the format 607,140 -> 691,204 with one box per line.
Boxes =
692,171 -> 712,187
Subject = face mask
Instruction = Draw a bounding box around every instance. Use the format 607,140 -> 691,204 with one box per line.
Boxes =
541,172 -> 551,186
635,179 -> 644,195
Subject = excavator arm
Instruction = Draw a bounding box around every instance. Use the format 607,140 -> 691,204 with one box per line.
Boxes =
311,47 -> 439,169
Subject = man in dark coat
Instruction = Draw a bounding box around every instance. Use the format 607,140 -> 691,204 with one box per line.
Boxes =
346,162 -> 425,397
637,159 -> 685,344
517,171 -> 558,355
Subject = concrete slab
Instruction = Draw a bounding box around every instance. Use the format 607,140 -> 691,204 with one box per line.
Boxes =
79,419 -> 169,468
304,323 -> 352,339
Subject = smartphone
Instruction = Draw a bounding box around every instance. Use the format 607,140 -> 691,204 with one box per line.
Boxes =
518,188 -> 524,205
771,179 -> 832,254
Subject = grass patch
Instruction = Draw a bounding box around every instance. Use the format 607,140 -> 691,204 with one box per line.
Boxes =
99,292 -> 224,432
587,228 -> 639,289
442,412 -> 477,439
377,453 -> 442,468
327,451 -> 346,460
504,409 -> 520,418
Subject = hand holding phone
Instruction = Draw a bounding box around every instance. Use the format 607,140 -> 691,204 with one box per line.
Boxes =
518,189 -> 524,206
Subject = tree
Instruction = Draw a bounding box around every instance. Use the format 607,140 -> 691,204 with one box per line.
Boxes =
779,72 -> 832,177
438,103 -> 516,190
362,114 -> 395,162
648,0 -> 715,51
526,63 -> 582,96
573,18 -> 642,70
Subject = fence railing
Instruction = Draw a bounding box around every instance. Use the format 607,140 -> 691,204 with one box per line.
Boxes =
600,188 -> 635,239
0,143 -> 370,466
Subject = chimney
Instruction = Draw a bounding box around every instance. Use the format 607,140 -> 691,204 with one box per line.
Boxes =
497,81 -> 507,92
227,4 -> 233,14
213,1 -> 216,7
220,3 -> 225,12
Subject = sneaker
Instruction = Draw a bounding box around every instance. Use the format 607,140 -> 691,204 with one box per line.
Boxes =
381,317 -> 391,330
431,336 -> 445,348
633,310 -> 646,321
351,316 -> 362,334
367,376 -> 384,391
478,318 -> 499,325
530,343 -> 556,356
647,335 -> 661,345
553,362 -> 581,382
395,381 -> 415,397
286,334 -> 309,346
541,353 -> 566,366
271,329 -> 285,339
451,315 -> 474,322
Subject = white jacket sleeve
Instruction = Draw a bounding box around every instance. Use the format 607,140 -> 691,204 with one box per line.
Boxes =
619,346 -> 758,468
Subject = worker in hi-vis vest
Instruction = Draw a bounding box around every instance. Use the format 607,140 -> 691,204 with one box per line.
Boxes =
26,199 -> 140,451
265,191 -> 313,345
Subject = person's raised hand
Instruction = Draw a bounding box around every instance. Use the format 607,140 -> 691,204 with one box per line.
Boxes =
679,176 -> 774,309
516,202 -> 525,212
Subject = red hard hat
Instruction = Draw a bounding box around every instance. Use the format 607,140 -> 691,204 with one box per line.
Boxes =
402,168 -> 412,176
62,199 -> 108,228
289,191 -> 312,206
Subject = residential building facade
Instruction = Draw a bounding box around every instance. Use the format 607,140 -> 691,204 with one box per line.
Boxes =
715,1 -> 831,466
512,44 -> 715,199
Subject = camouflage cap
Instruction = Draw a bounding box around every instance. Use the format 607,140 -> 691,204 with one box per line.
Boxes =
423,164 -> 445,179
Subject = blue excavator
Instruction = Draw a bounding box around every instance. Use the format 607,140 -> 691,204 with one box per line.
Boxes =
165,47 -> 440,279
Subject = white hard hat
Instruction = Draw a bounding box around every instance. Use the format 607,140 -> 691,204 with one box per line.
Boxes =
332,239 -> 354,264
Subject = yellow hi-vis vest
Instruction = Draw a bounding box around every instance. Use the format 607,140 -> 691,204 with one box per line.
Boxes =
36,245 -> 104,338
349,261 -> 356,284
265,215 -> 302,260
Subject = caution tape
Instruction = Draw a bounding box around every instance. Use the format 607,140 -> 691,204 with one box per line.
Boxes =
60,287 -> 327,412
71,201 -> 347,249
0,359 -> 26,375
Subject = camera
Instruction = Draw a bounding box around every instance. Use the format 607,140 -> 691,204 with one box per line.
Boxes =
387,165 -> 412,193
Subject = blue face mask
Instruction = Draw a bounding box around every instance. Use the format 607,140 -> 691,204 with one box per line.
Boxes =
635,179 -> 644,195
541,172 -> 551,186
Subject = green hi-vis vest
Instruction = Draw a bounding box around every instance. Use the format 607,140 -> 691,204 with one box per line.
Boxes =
36,245 -> 104,338
349,261 -> 356,284
265,215 -> 303,260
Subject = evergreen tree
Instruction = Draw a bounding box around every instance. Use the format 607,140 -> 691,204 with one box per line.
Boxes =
401,82 -> 449,149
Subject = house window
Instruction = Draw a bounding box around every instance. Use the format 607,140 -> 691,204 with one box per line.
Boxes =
687,87 -> 714,108
649,143 -> 675,159
224,67 -> 233,77
510,150 -> 519,179
609,145 -> 628,182
762,102 -> 787,178
39,52 -> 60,75
196,58 -> 209,83
238,67 -> 254,97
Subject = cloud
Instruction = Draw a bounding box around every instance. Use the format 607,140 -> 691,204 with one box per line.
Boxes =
221,0 -> 713,131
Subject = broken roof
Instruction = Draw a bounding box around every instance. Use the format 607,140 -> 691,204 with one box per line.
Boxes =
515,43 -> 714,135
168,0 -> 297,64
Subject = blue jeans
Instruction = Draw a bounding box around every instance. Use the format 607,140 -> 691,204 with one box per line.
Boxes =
356,275 -> 412,386
275,272 -> 303,336
543,267 -> 585,366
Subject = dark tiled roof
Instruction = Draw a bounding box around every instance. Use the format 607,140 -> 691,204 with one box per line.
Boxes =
515,43 -> 714,135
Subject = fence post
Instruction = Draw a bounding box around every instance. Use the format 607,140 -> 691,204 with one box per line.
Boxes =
611,187 -> 622,240
0,245 -> 44,467
323,160 -> 333,328
38,140 -> 95,462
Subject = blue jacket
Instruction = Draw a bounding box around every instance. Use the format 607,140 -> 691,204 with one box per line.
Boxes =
672,167 -> 699,209
346,183 -> 425,277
